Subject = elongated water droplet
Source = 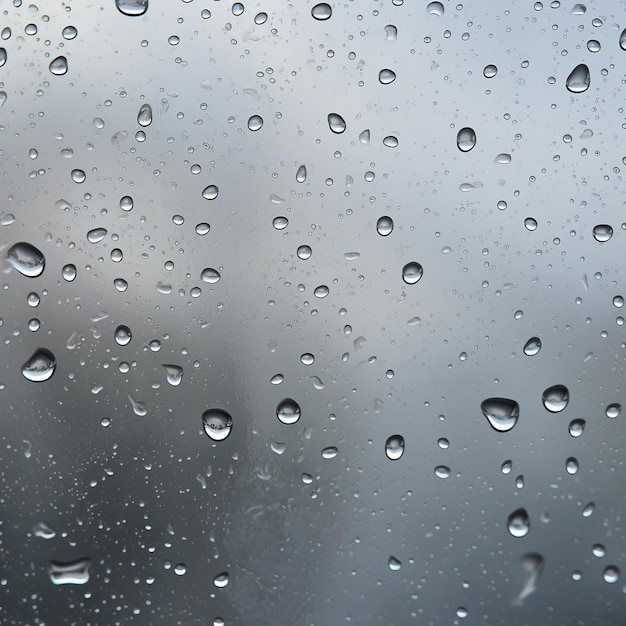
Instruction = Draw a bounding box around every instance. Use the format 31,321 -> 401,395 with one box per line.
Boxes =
34,522 -> 56,539
566,64 -> 590,93
162,364 -> 183,386
311,3 -> 332,20
542,384 -> 569,413
592,224 -> 613,242
87,228 -> 107,243
6,242 -> 45,277
378,68 -> 396,84
202,408 -> 233,441
327,113 -> 346,134
21,348 -> 56,382
566,457 -> 579,474
511,553 -> 544,606
277,398 -> 301,424
385,434 -> 404,460
115,0 -> 148,16
314,285 -> 329,298
114,324 -> 132,346
507,508 -> 530,538
49,56 -> 68,75
202,184 -> 219,200
426,1 -> 445,16
434,465 -> 450,478
582,502 -> 595,517
402,262 -> 423,285
247,115 -> 263,131
457,127 -> 476,152
48,557 -> 91,585
523,337 -> 541,356
201,268 -> 221,284
481,397 -> 519,432
296,164 -> 307,182
321,446 -> 338,459
137,103 -> 152,127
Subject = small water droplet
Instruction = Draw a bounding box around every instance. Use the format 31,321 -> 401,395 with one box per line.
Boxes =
385,434 -> 404,460
0,48 -> 6,67
495,153 -> 512,164
137,103 -> 152,127
566,64 -> 590,93
202,184 -> 219,200
48,557 -> 91,585
605,403 -> 621,419
49,56 -> 68,76
481,398 -> 519,432
201,268 -> 221,284
592,224 -> 613,242
113,278 -> 128,292
523,337 -> 541,356
271,373 -> 284,385
507,508 -> 530,538
327,113 -> 346,134
114,325 -> 132,346
483,64 -> 498,78
87,227 -> 107,243
377,216 -> 394,236
162,364 -> 183,386
402,262 -> 423,285
378,68 -> 396,84
247,115 -> 263,131
383,135 -> 399,148
202,409 -> 233,441
296,164 -> 307,183
592,544 -> 606,558
501,460 -> 512,474
115,0 -> 148,16
587,39 -> 601,53
457,127 -> 476,152
388,556 -> 402,571
21,348 -> 56,383
542,384 -> 569,413
6,242 -> 45,277
603,566 -> 620,583
277,398 -> 301,425
568,419 -> 586,437
311,3 -> 332,20
426,1 -> 445,16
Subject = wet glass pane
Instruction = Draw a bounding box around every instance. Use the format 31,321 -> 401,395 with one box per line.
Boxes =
1,1 -> 625,624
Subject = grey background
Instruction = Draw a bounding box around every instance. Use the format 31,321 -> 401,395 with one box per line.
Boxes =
1,0 -> 625,624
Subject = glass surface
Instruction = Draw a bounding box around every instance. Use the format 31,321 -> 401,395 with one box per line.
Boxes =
1,1 -> 625,624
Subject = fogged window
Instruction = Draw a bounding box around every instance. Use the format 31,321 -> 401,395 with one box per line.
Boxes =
2,1 -> 625,624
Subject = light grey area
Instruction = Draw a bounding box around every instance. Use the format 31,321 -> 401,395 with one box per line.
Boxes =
1,1 -> 626,624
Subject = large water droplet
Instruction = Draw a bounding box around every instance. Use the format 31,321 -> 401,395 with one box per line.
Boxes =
21,348 -> 56,382
311,3 -> 332,20
213,572 -> 230,588
120,195 -> 134,211
603,566 -> 620,583
6,242 -> 45,277
483,64 -> 498,78
114,325 -> 132,346
402,262 -> 423,285
62,264 -> 77,282
62,26 -> 78,40
137,103 -> 152,127
457,127 -> 476,152
115,0 -> 148,16
434,465 -> 450,478
87,227 -> 107,243
523,337 -> 541,356
162,364 -> 183,386
314,285 -> 329,298
569,418 -> 586,437
426,1 -> 445,16
511,553 -> 544,606
481,398 -> 519,432
254,12 -> 268,25
49,56 -> 68,76
296,164 -> 307,183
201,268 -> 221,284
377,216 -> 394,236
605,403 -> 621,419
202,184 -> 219,200
378,68 -> 396,84
247,115 -> 263,131
48,557 -> 91,585
385,434 -> 404,460
327,113 -> 346,134
542,384 -> 569,413
384,25 -> 397,41
321,446 -> 338,459
71,169 -> 86,183
566,64 -> 590,93
202,409 -> 233,441
277,398 -> 301,424
297,245 -> 312,260
592,224 -> 613,242
507,508 -> 530,538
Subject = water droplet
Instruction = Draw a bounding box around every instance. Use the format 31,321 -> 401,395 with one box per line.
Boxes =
457,127 -> 476,152
481,398 -> 520,432
137,103 -> 152,127
272,216 -> 288,230
426,1 -> 445,16
247,115 -> 263,131
603,566 -> 620,583
62,264 -> 77,282
582,502 -> 595,517
27,292 -> 40,307
507,508 -> 530,538
213,572 -> 230,588
620,28 -> 626,51
0,48 -> 6,67
22,348 -> 56,382
0,91 -> 6,107
71,169 -> 86,183
120,195 -> 134,211
232,2 -> 244,16
456,607 -> 468,619
566,64 -> 590,93
402,262 -> 423,285
115,0 -> 148,16
523,337 -> 541,356
569,419 -> 586,437
113,278 -> 128,292
378,68 -> 396,84
542,384 -> 569,413
314,285 -> 329,298
201,268 -> 221,284
592,224 -> 613,242
202,409 -> 233,441
512,553 -> 544,606
384,24 -> 397,41
524,217 -> 537,231
33,522 -> 56,539
434,465 -> 450,478
501,460 -> 512,474
388,556 -> 402,571
49,56 -> 68,76
587,39 -> 601,53
592,544 -> 606,558
321,446 -> 338,459
111,248 -> 123,262
495,153 -> 512,164
114,325 -> 132,346
297,245 -> 312,260
300,353 -> 315,365
87,227 -> 107,243
48,557 -> 91,585
62,25 -> 78,40
6,242 -> 45,277
377,216 -> 394,236
277,398 -> 301,425
327,113 -> 346,134
571,3 -> 586,14
606,403 -> 621,419
566,457 -> 579,474
296,164 -> 307,183
385,435 -> 404,460
383,135 -> 399,148
359,129 -> 370,144
483,64 -> 498,78
162,364 -> 183,386
202,184 -> 219,200
270,373 -> 284,385
311,3 -> 332,20
254,12 -> 268,25
174,563 -> 187,576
